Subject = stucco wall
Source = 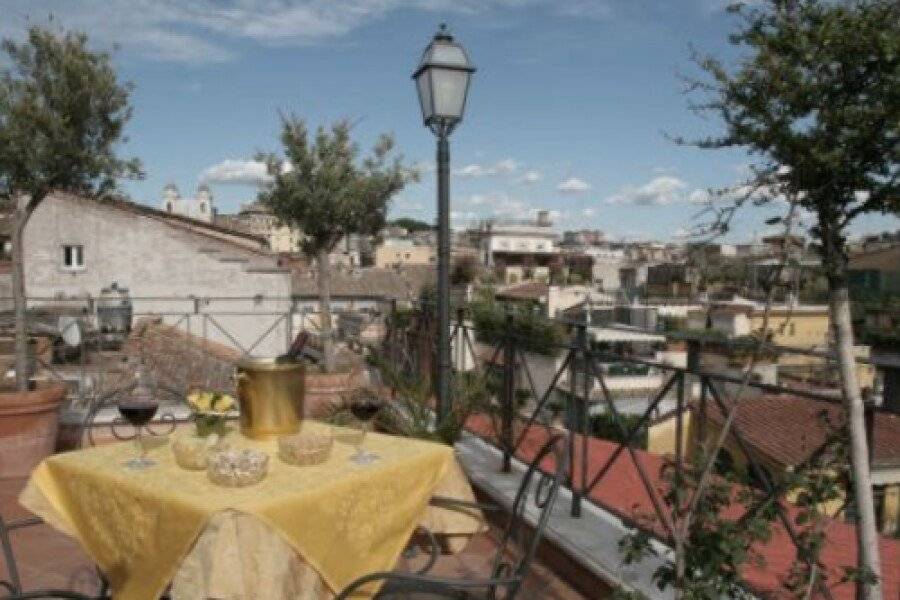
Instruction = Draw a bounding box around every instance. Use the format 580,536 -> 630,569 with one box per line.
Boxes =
23,194 -> 293,356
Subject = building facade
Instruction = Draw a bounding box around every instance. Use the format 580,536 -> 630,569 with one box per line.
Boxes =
374,239 -> 436,268
24,193 -> 293,356
468,211 -> 560,269
160,183 -> 215,223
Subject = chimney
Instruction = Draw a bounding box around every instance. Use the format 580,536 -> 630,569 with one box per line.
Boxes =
536,210 -> 551,227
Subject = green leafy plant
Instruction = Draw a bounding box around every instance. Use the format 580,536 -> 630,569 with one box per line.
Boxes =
357,354 -> 493,445
257,117 -> 414,372
1,27 -> 142,389
469,298 -> 564,356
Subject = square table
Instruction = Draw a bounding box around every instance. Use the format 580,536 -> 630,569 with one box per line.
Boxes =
19,422 -> 483,600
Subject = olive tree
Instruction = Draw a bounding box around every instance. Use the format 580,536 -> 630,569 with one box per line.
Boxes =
687,1 -> 899,596
258,117 -> 413,372
0,27 -> 142,390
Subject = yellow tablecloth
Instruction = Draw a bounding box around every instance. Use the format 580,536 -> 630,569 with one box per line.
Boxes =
20,422 -> 480,600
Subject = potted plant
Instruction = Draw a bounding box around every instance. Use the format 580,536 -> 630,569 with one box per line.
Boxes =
0,383 -> 67,479
256,117 -> 415,416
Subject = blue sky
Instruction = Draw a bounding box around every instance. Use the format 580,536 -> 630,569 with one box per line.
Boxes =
3,0 -> 897,242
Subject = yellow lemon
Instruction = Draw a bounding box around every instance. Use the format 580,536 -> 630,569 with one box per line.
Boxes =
214,394 -> 235,412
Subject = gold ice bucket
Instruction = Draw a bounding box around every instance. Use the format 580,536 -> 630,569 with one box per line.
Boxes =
235,357 -> 305,440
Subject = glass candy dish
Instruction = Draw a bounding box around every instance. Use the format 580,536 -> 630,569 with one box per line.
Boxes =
172,433 -> 227,471
207,448 -> 269,487
278,431 -> 334,466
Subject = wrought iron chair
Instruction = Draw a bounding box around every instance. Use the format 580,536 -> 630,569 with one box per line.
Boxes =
335,433 -> 567,600
1,514 -> 108,600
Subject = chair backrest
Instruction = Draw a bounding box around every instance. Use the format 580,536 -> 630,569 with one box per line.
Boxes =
489,433 -> 567,600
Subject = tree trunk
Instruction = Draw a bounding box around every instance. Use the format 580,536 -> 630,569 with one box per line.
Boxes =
11,202 -> 30,391
316,250 -> 335,373
828,280 -> 883,599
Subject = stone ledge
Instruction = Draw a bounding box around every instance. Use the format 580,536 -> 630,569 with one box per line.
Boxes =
454,433 -> 676,600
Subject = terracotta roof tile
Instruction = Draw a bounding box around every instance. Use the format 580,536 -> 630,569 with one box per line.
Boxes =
703,394 -> 900,469
496,282 -> 550,301
465,415 -> 900,600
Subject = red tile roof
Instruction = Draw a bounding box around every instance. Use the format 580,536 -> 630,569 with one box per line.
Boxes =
703,394 -> 900,469
465,415 -> 900,600
496,282 -> 550,301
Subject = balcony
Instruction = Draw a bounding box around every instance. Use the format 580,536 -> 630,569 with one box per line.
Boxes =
1,296 -> 899,599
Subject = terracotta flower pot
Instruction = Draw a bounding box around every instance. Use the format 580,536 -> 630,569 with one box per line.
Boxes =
0,385 -> 66,479
304,368 -> 361,418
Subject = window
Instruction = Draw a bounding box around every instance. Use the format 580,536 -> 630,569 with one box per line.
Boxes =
62,245 -> 84,270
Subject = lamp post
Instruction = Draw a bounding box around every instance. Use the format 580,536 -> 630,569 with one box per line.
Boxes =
413,24 -> 475,420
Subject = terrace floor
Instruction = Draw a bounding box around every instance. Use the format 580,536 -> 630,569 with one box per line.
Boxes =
1,476 -> 590,599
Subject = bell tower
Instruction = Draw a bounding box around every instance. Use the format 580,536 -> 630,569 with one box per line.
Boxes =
195,184 -> 214,222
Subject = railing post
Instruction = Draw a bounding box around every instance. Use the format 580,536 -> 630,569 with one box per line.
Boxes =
285,296 -> 297,352
501,309 -> 515,473
571,322 -> 588,518
687,340 -> 706,455
456,306 -> 466,372
675,370 -> 685,475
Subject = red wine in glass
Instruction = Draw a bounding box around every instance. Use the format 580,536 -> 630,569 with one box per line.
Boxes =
119,401 -> 159,427
350,400 -> 382,422
349,399 -> 383,465
118,398 -> 159,470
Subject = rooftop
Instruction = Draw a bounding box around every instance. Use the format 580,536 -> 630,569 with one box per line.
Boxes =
703,393 -> 900,470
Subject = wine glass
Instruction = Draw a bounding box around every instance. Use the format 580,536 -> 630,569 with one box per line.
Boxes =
348,395 -> 383,465
119,368 -> 159,470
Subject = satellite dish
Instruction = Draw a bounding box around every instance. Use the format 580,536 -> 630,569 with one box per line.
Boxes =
58,315 -> 82,347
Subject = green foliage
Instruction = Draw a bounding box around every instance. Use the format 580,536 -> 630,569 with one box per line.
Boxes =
368,354 -> 492,445
450,255 -> 479,286
591,412 -> 648,450
0,26 -> 142,201
689,0 -> 899,267
257,116 -> 415,256
622,453 -> 776,598
469,299 -> 565,356
389,217 -> 432,232
620,412 -> 853,598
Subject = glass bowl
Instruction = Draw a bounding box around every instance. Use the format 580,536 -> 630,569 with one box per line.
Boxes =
278,431 -> 334,466
172,433 -> 227,471
207,448 -> 269,487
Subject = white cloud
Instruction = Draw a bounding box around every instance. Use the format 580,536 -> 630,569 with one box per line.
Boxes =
606,175 -> 687,206
520,170 -> 543,184
2,1 -> 609,64
454,158 -> 518,178
411,160 -> 435,175
201,159 -> 272,185
557,177 -> 591,194
688,189 -> 712,205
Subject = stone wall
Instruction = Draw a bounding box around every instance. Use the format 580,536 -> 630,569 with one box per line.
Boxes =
23,194 -> 294,356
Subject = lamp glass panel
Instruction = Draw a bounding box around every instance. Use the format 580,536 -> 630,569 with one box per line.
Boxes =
428,43 -> 468,68
415,70 -> 434,122
431,68 -> 469,120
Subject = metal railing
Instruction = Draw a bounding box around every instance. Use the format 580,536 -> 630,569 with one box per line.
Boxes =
377,301 -> 895,599
3,295 -> 392,431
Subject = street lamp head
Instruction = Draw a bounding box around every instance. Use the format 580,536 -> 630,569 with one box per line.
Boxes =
413,23 -> 475,137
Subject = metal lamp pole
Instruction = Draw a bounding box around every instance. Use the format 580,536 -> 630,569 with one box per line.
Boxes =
436,132 -> 451,420
413,24 -> 475,421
